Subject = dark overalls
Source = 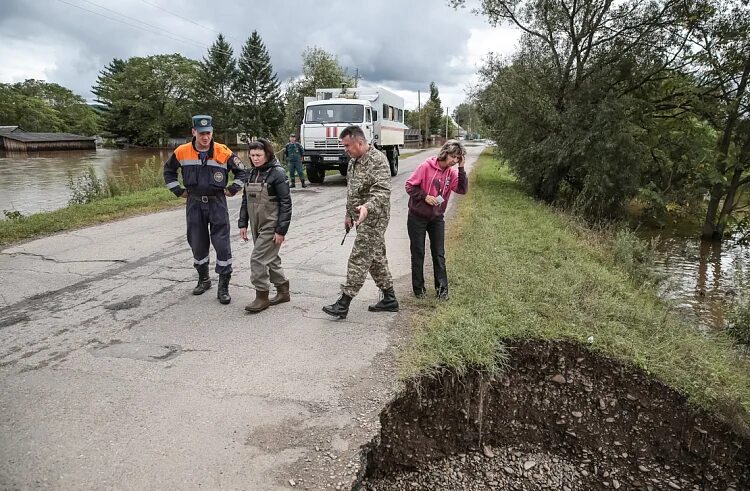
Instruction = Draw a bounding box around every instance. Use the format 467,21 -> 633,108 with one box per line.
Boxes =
284,142 -> 305,185
163,139 -> 247,275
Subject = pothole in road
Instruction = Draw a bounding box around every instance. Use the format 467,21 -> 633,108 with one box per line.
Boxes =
354,339 -> 750,490
91,341 -> 182,362
104,296 -> 143,311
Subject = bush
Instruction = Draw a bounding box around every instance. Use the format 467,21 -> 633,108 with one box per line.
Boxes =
612,228 -> 662,286
100,157 -> 165,199
67,165 -> 108,205
727,299 -> 750,348
3,209 -> 25,221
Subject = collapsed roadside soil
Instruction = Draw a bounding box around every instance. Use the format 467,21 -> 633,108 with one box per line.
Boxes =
355,339 -> 750,490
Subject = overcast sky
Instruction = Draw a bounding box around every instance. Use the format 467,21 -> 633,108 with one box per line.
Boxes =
0,0 -> 520,111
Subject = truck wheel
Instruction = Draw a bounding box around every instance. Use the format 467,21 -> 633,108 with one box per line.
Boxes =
388,149 -> 399,177
339,164 -> 348,177
306,164 -> 325,184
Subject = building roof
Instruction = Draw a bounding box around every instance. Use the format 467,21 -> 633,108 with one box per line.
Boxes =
405,128 -> 422,136
0,130 -> 95,143
0,126 -> 20,132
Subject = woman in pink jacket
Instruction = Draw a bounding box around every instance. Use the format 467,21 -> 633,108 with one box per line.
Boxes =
404,140 -> 468,300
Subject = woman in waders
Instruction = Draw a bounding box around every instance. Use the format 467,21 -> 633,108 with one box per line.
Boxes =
238,138 -> 292,313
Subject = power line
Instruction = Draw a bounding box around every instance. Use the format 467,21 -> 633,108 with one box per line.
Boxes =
56,0 -> 262,63
55,0 -> 212,52
75,0 -> 212,51
138,0 -> 244,46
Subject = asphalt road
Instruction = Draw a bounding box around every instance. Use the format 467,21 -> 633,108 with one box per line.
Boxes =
0,144 -> 484,490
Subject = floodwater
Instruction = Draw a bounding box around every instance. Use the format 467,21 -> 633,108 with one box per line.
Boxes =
0,147 -> 253,216
645,234 -> 750,331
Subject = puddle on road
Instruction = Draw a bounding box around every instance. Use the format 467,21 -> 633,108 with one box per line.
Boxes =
91,341 -> 182,362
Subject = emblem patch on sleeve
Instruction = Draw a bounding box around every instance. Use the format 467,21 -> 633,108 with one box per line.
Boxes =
233,156 -> 245,169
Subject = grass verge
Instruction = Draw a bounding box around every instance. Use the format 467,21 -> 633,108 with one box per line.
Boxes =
400,150 -> 750,424
0,187 -> 182,247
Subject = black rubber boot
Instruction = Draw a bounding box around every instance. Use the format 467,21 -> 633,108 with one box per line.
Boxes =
217,274 -> 231,305
368,287 -> 399,312
322,293 -> 352,319
437,286 -> 449,301
192,263 -> 211,295
301,179 -> 307,188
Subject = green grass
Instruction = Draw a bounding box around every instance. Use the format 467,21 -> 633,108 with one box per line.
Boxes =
401,151 -> 750,427
0,187 -> 182,247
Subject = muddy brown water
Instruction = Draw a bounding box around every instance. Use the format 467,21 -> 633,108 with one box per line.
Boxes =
0,147 -> 257,217
643,233 -> 750,332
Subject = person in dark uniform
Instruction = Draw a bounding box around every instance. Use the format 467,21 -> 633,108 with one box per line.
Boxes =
238,138 -> 292,313
163,115 -> 247,305
283,134 -> 306,188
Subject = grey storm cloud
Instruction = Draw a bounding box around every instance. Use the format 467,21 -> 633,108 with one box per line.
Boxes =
0,0 -> 505,104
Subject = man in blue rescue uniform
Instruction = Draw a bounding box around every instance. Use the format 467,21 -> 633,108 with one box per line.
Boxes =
163,115 -> 247,304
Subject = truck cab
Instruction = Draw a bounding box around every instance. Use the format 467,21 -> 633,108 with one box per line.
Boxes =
300,87 -> 406,183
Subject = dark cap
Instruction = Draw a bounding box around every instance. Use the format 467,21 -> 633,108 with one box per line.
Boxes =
192,115 -> 213,133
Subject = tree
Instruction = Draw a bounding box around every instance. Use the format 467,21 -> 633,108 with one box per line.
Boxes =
234,31 -> 283,141
424,82 -> 443,136
196,34 -> 238,142
0,80 -> 99,135
689,0 -> 750,239
453,102 -> 486,138
95,54 -> 199,145
467,0 -> 702,218
282,47 -> 351,138
92,58 -> 127,137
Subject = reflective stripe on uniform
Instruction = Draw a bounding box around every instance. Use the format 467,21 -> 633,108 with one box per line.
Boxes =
166,181 -> 180,189
216,258 -> 233,266
206,160 -> 225,169
194,256 -> 210,265
232,179 -> 243,187
181,160 -> 202,166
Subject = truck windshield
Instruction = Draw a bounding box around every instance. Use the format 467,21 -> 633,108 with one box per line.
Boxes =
305,104 -> 364,124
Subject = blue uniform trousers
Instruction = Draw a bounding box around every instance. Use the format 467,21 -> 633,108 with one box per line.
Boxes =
186,194 -> 233,275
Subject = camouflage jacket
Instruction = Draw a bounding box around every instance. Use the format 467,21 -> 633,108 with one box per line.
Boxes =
346,145 -> 391,221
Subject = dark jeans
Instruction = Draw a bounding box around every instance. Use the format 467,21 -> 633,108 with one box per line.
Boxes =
407,213 -> 447,293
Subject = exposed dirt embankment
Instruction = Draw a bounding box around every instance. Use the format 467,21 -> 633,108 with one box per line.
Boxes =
355,339 -> 750,490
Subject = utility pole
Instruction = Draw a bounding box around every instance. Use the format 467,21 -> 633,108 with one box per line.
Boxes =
417,90 -> 421,147
353,68 -> 360,88
445,106 -> 449,139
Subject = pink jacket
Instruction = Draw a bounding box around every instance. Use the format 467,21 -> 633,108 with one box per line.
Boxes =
405,156 -> 468,219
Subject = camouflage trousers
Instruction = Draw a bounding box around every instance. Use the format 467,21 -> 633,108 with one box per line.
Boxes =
341,218 -> 393,297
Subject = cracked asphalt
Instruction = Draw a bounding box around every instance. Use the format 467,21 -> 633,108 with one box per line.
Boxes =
0,145 -> 483,490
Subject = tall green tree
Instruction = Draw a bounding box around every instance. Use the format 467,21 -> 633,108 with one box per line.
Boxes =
234,31 -> 283,141
281,47 -> 351,138
94,54 -> 199,145
196,34 -> 237,142
425,82 -> 443,136
690,0 -> 750,239
92,58 -> 127,137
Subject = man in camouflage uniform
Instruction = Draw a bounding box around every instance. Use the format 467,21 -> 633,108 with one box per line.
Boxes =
322,125 -> 399,319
